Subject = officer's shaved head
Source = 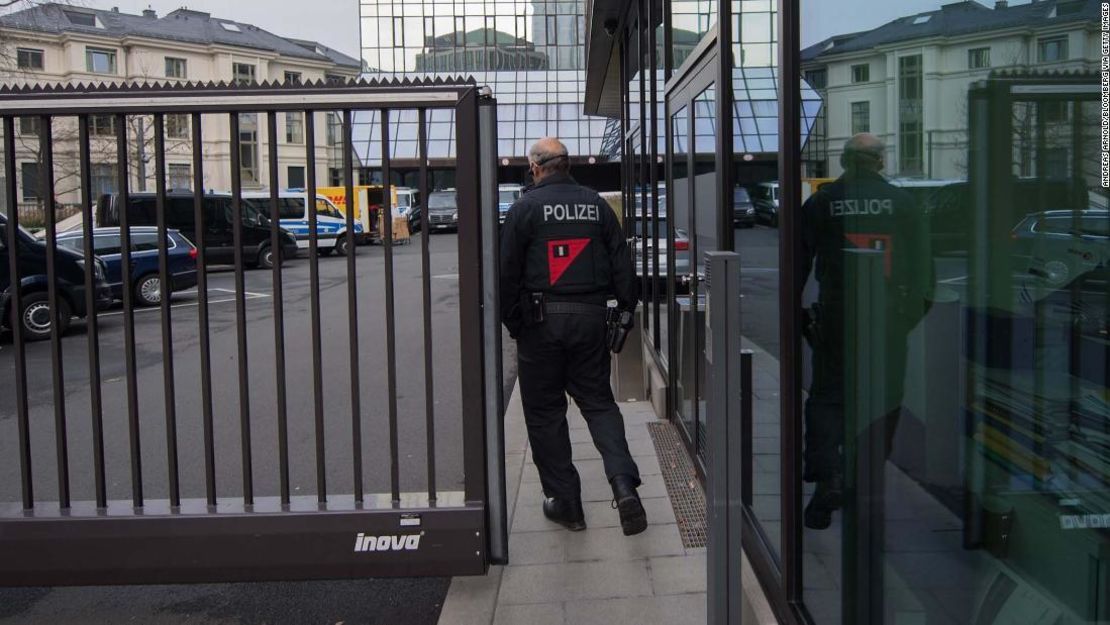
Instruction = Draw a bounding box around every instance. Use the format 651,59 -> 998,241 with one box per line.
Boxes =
529,137 -> 570,180
841,133 -> 885,173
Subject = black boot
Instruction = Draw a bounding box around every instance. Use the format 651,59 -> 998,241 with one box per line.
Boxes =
803,476 -> 843,530
610,474 -> 647,536
543,497 -> 586,531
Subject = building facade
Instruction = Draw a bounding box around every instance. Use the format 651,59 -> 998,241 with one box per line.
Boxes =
356,0 -> 621,188
0,3 -> 361,221
585,0 -> 1106,623
801,0 -> 1100,180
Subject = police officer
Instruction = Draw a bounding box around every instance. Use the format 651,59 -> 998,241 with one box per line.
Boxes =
500,137 -> 647,536
798,133 -> 933,529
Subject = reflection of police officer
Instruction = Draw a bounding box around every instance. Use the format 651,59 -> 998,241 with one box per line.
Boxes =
798,133 -> 933,530
500,137 -> 647,536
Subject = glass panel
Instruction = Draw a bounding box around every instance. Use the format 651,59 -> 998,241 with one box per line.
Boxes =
671,104 -> 692,437
799,1 -> 1105,623
692,85 -> 716,461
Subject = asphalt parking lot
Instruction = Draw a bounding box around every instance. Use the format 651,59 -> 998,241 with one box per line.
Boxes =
0,232 -> 508,625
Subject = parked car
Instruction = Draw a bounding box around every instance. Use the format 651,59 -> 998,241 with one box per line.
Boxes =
1012,209 -> 1109,290
0,214 -> 112,341
631,213 -> 691,300
752,181 -> 780,226
96,192 -> 299,269
733,186 -> 755,227
396,187 -> 422,233
55,227 -> 197,306
240,191 -> 361,256
498,184 -> 524,223
425,189 -> 459,231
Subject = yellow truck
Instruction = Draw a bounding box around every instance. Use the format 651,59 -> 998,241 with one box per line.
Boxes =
317,185 -> 400,245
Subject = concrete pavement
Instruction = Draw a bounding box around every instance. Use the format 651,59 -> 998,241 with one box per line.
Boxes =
437,385 -> 708,625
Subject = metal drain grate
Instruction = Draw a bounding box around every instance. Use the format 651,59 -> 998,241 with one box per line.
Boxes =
648,421 -> 707,548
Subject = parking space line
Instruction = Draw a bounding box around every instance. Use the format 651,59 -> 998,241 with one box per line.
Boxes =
99,290 -> 270,317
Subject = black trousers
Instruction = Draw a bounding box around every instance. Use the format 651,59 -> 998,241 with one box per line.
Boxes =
517,310 -> 641,501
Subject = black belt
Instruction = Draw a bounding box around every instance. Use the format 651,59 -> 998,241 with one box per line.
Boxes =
545,301 -> 607,315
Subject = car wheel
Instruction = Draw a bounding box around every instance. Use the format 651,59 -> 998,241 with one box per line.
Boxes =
18,292 -> 71,341
335,236 -> 352,256
135,274 -> 163,306
318,247 -> 334,257
257,244 -> 280,270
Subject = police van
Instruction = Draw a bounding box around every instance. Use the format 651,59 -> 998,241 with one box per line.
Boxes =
498,184 -> 524,224
241,191 -> 363,256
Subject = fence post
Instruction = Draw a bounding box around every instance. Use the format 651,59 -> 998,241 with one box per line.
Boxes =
705,250 -> 743,625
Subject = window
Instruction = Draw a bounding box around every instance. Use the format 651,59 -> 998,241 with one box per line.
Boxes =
851,63 -> 869,83
86,47 -> 116,74
64,10 -> 97,27
394,17 -> 404,47
91,163 -> 116,196
326,112 -> 340,146
968,47 -> 990,69
16,48 -> 43,70
232,63 -> 256,85
804,68 -> 827,89
18,116 -> 40,136
167,164 -> 191,190
238,113 -> 259,185
850,101 -> 870,134
90,114 -> 116,136
165,114 -> 189,139
1037,36 -> 1068,63
20,162 -> 39,201
454,17 -> 465,46
219,22 -> 241,32
898,54 -> 923,175
325,74 -> 345,85
92,234 -> 122,255
283,71 -> 302,84
285,112 -> 304,144
164,57 -> 187,79
131,232 -> 163,252
287,166 -> 305,190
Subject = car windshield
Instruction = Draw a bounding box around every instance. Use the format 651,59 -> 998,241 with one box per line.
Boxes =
734,188 -> 751,202
315,199 -> 343,219
499,190 -> 518,204
428,193 -> 456,209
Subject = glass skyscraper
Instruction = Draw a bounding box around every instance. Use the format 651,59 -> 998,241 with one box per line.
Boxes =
356,0 -> 616,169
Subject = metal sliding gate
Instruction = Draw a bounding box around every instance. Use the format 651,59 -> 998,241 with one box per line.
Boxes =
0,79 -> 506,585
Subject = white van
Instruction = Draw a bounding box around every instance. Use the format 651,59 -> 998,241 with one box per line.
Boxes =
240,191 -> 363,256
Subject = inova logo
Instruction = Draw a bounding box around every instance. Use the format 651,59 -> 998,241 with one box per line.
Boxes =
354,533 -> 422,552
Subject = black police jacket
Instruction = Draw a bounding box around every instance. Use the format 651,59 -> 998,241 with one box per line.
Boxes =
798,168 -> 934,328
499,172 -> 638,332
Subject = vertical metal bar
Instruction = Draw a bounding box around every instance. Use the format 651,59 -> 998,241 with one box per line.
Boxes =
3,117 -> 33,510
418,108 -> 436,503
649,0 -> 661,347
778,0 -> 805,601
229,112 -> 253,505
455,89 -> 488,506
305,111 -> 327,504
716,0 -> 735,253
741,349 -> 754,507
78,115 -> 107,509
116,113 -> 143,508
153,114 -> 180,508
192,112 -> 217,507
381,110 -> 400,505
266,111 -> 291,506
342,109 -> 363,504
39,114 -> 71,509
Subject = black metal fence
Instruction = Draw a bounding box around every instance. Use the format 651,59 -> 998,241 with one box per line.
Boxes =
0,79 -> 505,585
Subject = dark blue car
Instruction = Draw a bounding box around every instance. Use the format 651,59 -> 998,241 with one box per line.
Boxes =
56,227 -> 198,306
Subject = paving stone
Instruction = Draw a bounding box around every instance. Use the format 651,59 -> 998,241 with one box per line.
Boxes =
563,523 -> 685,562
649,553 -> 707,595
582,496 -> 675,528
563,593 -> 707,625
498,560 -> 653,604
505,530 -> 566,565
493,602 -> 565,625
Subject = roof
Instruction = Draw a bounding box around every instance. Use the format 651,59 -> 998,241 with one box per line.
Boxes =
803,0 -> 1098,62
0,3 -> 361,70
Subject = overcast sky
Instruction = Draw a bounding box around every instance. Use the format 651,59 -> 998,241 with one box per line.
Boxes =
3,0 -> 1038,66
